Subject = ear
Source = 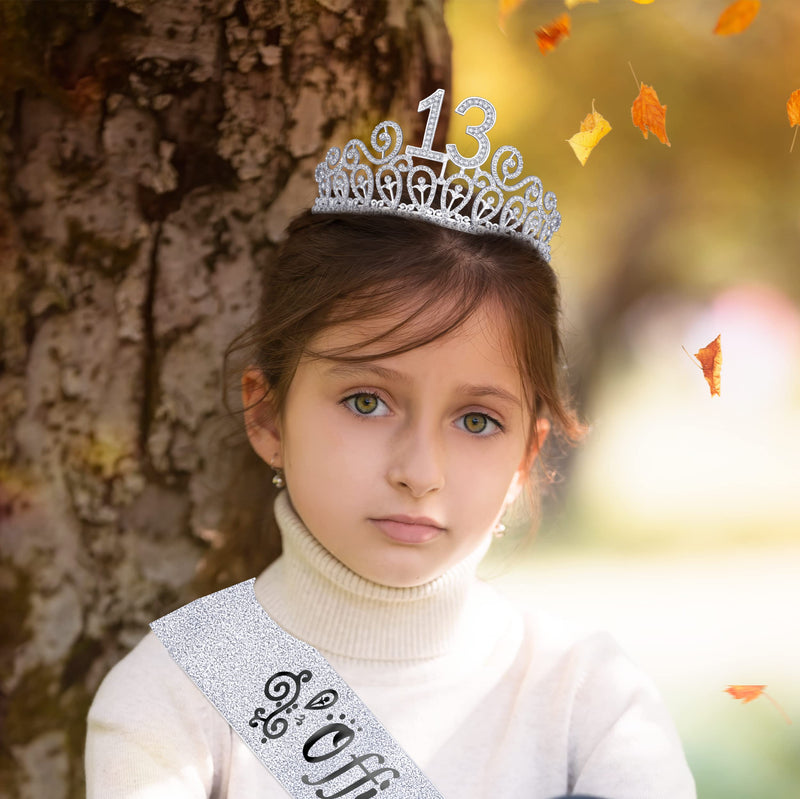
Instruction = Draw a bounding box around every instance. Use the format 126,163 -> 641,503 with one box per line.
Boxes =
242,368 -> 283,468
503,418 -> 550,507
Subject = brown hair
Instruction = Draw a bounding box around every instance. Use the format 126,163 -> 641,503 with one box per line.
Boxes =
197,210 -> 584,591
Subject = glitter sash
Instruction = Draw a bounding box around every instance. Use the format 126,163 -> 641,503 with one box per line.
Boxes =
151,578 -> 445,799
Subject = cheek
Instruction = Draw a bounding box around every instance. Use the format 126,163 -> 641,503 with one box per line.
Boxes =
446,441 -> 522,504
285,405 -> 379,480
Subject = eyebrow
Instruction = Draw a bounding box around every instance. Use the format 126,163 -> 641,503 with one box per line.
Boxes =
323,362 -> 521,408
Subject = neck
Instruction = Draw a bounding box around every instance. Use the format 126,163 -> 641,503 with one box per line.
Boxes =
254,491 -> 490,661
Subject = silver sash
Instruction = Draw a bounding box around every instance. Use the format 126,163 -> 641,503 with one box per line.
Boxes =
151,578 -> 446,799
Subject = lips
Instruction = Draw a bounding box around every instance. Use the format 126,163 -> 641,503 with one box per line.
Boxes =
370,515 -> 445,544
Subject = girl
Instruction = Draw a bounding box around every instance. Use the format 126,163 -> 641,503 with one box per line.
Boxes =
85,92 -> 696,799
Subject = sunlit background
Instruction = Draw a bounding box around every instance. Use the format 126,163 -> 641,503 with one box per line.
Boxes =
447,1 -> 800,796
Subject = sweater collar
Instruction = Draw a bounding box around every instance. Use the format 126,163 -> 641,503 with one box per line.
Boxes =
254,491 -> 490,662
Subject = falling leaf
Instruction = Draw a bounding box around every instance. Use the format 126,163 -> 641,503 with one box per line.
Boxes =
788,90 -> 800,127
630,0 -> 655,4
567,102 -> 612,165
536,13 -> 571,54
565,0 -> 597,8
631,82 -> 671,146
693,334 -> 722,397
788,89 -> 800,153
714,0 -> 760,35
725,685 -> 766,703
499,0 -> 525,32
725,685 -> 792,724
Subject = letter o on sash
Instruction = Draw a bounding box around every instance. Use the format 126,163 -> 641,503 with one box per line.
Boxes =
302,723 -> 355,763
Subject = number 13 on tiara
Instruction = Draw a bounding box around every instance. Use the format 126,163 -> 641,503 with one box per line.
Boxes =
313,87 -> 559,261
405,89 -> 497,171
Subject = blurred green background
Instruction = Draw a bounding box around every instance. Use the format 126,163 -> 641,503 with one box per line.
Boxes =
447,1 -> 800,796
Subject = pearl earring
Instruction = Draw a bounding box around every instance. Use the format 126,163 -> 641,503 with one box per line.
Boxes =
270,456 -> 285,489
493,522 -> 506,539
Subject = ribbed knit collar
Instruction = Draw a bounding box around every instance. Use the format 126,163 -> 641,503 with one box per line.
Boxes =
253,491 -> 490,662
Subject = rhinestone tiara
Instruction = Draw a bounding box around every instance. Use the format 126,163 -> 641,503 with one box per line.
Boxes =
312,89 -> 561,261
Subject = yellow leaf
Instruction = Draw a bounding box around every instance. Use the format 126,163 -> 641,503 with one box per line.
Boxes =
567,104 -> 612,165
630,0 -> 655,4
565,0 -> 598,8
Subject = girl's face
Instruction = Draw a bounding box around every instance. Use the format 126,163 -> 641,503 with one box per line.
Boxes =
244,300 -> 545,588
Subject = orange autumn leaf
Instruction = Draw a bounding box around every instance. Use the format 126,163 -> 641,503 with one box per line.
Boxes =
536,13 -> 571,54
788,90 -> 800,127
788,89 -> 800,153
694,334 -> 722,397
631,83 -> 670,146
714,0 -> 760,36
725,685 -> 792,724
725,685 -> 766,703
567,103 -> 612,165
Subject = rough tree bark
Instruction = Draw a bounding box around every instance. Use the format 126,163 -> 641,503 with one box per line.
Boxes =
0,1 -> 450,796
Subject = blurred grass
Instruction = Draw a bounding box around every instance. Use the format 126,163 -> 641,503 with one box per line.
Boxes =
679,694 -> 800,799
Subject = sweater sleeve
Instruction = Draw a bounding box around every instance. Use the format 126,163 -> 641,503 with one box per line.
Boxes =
85,631 -> 230,798
567,632 -> 696,799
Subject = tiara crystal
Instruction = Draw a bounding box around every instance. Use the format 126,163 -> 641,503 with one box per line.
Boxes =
313,89 -> 561,261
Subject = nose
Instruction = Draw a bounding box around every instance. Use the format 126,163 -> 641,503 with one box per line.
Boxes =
386,417 -> 445,498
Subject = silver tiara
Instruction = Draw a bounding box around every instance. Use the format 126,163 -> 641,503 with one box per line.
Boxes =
312,89 -> 561,261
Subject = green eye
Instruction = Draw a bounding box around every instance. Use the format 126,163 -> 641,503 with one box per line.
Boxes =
342,392 -> 388,418
353,394 -> 379,414
464,413 -> 488,433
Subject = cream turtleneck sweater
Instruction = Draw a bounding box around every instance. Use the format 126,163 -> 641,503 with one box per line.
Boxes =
86,492 -> 696,799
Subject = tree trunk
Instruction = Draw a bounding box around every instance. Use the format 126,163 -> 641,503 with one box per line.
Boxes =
0,1 -> 450,796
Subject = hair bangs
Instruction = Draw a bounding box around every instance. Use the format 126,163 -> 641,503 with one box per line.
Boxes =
306,263 -> 493,364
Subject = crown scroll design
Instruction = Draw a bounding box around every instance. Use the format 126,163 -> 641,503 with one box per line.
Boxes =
313,89 -> 561,261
